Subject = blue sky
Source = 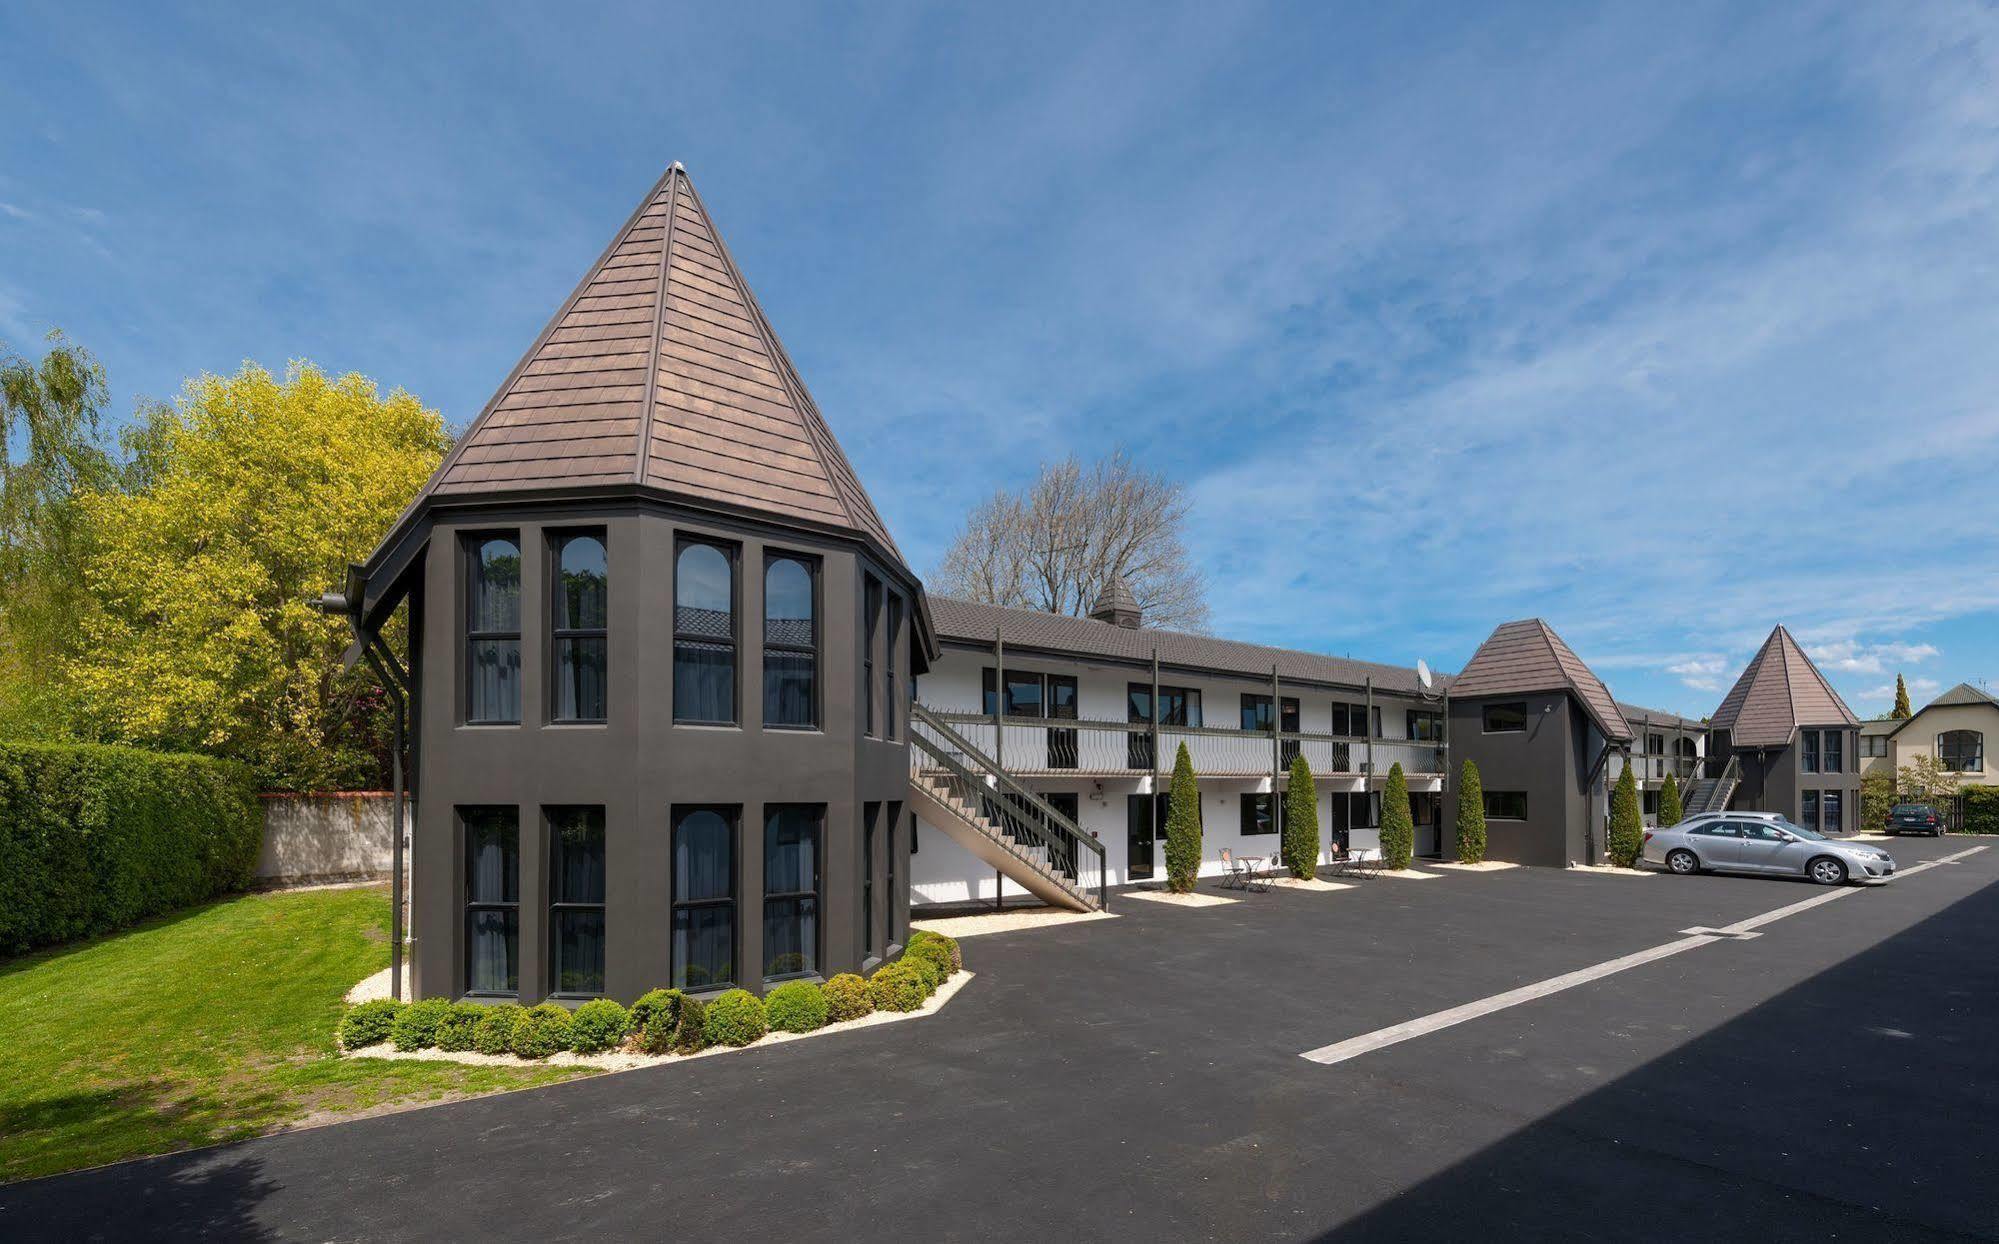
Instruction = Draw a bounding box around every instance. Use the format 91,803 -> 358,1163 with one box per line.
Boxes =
3,2 -> 1995,719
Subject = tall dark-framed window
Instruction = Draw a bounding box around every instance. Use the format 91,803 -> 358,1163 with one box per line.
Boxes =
1407,710 -> 1444,742
886,801 -> 903,943
863,575 -> 881,736
462,807 -> 519,996
763,804 -> 823,980
675,539 -> 738,725
1046,674 -> 1078,769
1823,729 -> 1843,773
1482,702 -> 1526,734
1939,729 -> 1984,772
885,595 -> 903,740
984,667 -> 1046,717
1801,729 -> 1820,773
1127,682 -> 1154,770
763,553 -> 818,729
1345,791 -> 1380,829
547,806 -> 606,995
1646,732 -> 1665,756
670,805 -> 737,990
549,531 -> 608,723
466,536 -> 522,723
1801,790 -> 1819,831
861,802 -> 879,956
1240,792 -> 1275,836
1822,791 -> 1843,833
1483,791 -> 1528,820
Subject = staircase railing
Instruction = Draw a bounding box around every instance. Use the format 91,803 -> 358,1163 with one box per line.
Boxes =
910,704 -> 1108,911
1698,754 -> 1740,813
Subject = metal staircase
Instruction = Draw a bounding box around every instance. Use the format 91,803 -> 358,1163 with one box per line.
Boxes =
1682,754 -> 1740,816
908,704 -> 1108,912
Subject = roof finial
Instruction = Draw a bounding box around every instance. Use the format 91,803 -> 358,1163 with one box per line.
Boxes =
670,160 -> 685,172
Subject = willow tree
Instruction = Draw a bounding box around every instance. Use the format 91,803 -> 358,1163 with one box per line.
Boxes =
1282,754 -> 1319,879
1379,762 -> 1414,869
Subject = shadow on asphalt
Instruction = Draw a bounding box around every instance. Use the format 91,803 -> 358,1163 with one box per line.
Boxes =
1323,875 -> 1999,1242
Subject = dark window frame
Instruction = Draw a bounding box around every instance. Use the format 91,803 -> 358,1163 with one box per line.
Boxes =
461,806 -> 520,998
862,576 -> 881,737
861,802 -> 879,956
673,537 -> 740,726
761,551 -> 821,730
1938,729 -> 1983,773
546,805 -> 607,997
1240,792 -> 1276,837
1482,702 -> 1527,734
548,529 -> 608,724
1801,789 -> 1820,831
1801,729 -> 1820,773
1822,790 -> 1843,833
670,804 -> 739,991
465,533 -> 523,725
885,595 -> 903,741
1483,790 -> 1528,820
1407,709 -> 1444,742
762,803 -> 824,982
886,801 -> 903,944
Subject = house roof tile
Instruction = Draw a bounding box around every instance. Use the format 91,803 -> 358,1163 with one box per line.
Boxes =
1449,619 -> 1633,742
1708,625 -> 1859,747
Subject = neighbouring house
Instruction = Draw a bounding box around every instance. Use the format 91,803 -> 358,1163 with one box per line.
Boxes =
1878,682 -> 1997,798
1859,717 -> 1897,780
1695,625 -> 1862,833
324,164 -> 934,1005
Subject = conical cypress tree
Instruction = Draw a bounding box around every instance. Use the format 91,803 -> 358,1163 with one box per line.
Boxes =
1163,742 -> 1203,892
1379,762 -> 1414,869
1658,772 -> 1684,827
1608,763 -> 1644,867
1892,674 -> 1912,719
1283,754 -> 1319,879
1455,759 -> 1487,863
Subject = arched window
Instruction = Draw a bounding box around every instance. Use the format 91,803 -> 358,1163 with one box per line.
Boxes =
674,540 -> 736,724
1939,730 -> 1984,773
466,536 -> 521,723
551,533 -> 607,722
763,555 -> 817,728
671,806 -> 736,989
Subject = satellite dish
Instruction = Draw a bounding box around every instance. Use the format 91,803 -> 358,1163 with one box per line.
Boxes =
1417,659 -> 1433,691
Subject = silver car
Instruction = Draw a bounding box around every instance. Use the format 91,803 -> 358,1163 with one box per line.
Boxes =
1642,816 -> 1896,885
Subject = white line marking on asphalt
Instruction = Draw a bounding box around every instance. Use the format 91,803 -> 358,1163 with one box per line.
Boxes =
1300,844 -> 1989,1067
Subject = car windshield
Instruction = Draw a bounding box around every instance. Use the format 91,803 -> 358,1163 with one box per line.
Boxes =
1891,805 -> 1932,816
1774,819 -> 1827,840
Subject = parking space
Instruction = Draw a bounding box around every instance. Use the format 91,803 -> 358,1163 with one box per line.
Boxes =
5,835 -> 1994,1242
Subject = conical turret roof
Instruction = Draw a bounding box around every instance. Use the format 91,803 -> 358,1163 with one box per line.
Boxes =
1709,625 -> 1859,746
1451,619 -> 1632,742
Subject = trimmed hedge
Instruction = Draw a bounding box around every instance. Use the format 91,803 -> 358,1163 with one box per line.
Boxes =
628,988 -> 680,1039
903,939 -> 954,988
1966,787 -> 1999,835
472,1003 -> 525,1055
765,980 -> 829,1034
434,1002 -> 485,1052
905,928 -> 962,972
671,995 -> 709,1054
704,989 -> 768,1047
510,1003 -> 574,1059
569,999 -> 629,1054
868,962 -> 929,1013
390,998 -> 452,1051
822,973 -> 873,1022
339,998 -> 404,1049
0,740 -> 262,954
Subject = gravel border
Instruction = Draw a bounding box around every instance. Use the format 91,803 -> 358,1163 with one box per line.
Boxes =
912,909 -> 1118,938
1122,889 -> 1239,907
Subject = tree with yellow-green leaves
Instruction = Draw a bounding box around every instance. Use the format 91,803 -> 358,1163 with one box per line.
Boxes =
55,362 -> 449,789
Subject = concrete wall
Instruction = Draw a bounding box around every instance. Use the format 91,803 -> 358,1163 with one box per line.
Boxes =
256,793 -> 404,886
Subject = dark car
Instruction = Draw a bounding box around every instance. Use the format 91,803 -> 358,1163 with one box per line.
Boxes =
1887,803 -> 1945,836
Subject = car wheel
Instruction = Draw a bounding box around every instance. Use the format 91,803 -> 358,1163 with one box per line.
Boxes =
1666,849 -> 1700,875
1808,856 -> 1848,886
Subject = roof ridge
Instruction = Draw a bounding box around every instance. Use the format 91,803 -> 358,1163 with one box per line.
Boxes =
631,167 -> 682,484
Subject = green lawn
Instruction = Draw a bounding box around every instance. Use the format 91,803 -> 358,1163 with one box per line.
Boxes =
0,885 -> 592,1184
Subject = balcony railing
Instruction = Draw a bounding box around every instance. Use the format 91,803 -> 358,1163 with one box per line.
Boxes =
925,711 -> 1447,779
1611,754 -> 1703,782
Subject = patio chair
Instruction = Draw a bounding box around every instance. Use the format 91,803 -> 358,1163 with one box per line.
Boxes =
1218,848 -> 1243,890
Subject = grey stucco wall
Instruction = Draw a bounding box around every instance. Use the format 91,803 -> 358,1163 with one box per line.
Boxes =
255,793 -> 404,886
1446,691 -> 1599,867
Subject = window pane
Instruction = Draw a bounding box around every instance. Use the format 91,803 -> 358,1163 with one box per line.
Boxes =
764,806 -> 821,894
465,811 -> 519,903
677,542 -> 732,620
764,896 -> 818,978
473,539 -> 521,631
555,637 -> 607,721
674,810 -> 733,903
557,536 -> 607,630
672,904 -> 733,990
1801,791 -> 1819,830
1823,792 -> 1843,833
764,650 -> 816,727
469,639 -> 521,722
466,907 -> 518,994
765,558 -> 814,643
551,808 -> 605,904
551,908 -> 605,994
675,641 -> 736,722
1483,703 -> 1526,732
1005,674 -> 1044,717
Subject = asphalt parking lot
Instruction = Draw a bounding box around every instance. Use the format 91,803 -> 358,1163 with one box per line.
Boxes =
5,834 -> 1995,1242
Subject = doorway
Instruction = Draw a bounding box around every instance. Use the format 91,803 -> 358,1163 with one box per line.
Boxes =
1125,794 -> 1155,880
1412,792 -> 1442,859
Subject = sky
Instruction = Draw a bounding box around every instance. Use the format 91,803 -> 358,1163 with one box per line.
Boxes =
3,2 -> 1995,720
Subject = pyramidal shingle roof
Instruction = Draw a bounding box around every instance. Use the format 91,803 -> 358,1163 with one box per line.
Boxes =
1927,681 -> 1999,709
1709,625 -> 1859,747
404,163 -> 901,562
1450,619 -> 1632,742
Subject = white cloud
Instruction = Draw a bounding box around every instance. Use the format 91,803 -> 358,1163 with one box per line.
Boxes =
1807,639 -> 1942,676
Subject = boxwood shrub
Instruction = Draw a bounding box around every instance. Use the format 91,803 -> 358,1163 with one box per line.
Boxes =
472,1003 -> 525,1055
821,973 -> 872,1022
433,1002 -> 486,1052
903,939 -> 954,986
390,998 -> 452,1051
905,928 -> 962,972
628,988 -> 680,1039
0,740 -> 261,954
339,998 -> 405,1050
569,999 -> 629,1054
764,980 -> 828,1034
511,1003 -> 575,1059
671,995 -> 709,1054
704,989 -> 768,1047
867,962 -> 928,1013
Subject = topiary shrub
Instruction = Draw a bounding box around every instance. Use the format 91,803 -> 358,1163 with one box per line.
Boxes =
903,938 -> 954,987
867,962 -> 928,1013
1607,764 -> 1644,867
1163,742 -> 1203,892
510,1003 -> 575,1059
1379,762 -> 1414,869
764,980 -> 829,1034
905,928 -> 962,972
389,998 -> 451,1051
433,1002 -> 486,1053
339,998 -> 404,1050
703,989 -> 767,1047
899,949 -> 943,992
472,1003 -> 525,1055
1657,771 -> 1684,829
1456,759 -> 1488,863
821,973 -> 872,1022
671,995 -> 708,1054
632,989 -> 685,1051
568,999 -> 629,1054
1283,754 -> 1320,878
